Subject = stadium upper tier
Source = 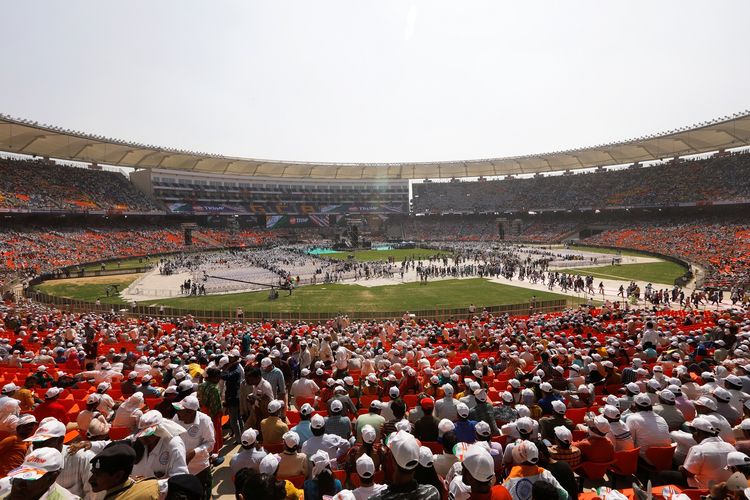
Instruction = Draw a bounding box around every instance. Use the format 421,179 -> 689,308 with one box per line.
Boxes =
1,111 -> 750,179
413,150 -> 750,214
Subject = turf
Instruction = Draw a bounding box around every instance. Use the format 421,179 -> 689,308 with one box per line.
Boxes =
567,245 -> 654,258
563,261 -> 686,285
320,248 -> 452,262
32,274 -> 141,305
141,278 -> 571,313
80,256 -> 159,272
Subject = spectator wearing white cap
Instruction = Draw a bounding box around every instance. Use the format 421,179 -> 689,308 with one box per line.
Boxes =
131,409 -> 189,479
549,426 -> 581,469
172,395 -> 215,497
626,392 -> 671,460
242,367 -> 274,431
32,387 -> 69,425
327,384 -> 357,419
725,450 -> 750,478
735,419 -> 750,456
670,384 -> 697,421
222,350 -> 247,446
352,454 -> 386,500
576,415 -> 614,464
230,428 -> 267,476
0,414 -> 37,477
94,382 -> 116,419
0,448 -> 75,499
714,387 -> 743,426
291,368 -> 319,401
113,392 -> 145,432
260,355 -> 287,403
469,389 -> 500,437
257,452 -> 304,499
653,389 -> 686,431
277,430 -> 310,478
355,400 -> 386,444
694,396 -> 736,444
724,375 -> 747,415
680,417 -> 736,488
344,424 -> 386,478
291,403 -> 315,446
304,449 -> 343,500
454,402 -> 478,444
325,398 -> 353,440
79,363 -> 124,386
260,399 -> 289,446
539,400 -> 574,441
503,440 -> 569,500
301,414 -> 350,469
434,384 -> 459,421
370,430 -> 440,500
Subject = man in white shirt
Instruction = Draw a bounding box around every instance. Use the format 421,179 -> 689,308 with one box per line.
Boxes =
79,363 -> 124,386
300,414 -> 351,469
230,428 -> 267,476
172,395 -> 215,499
435,384 -> 459,421
132,410 -> 189,480
626,393 -> 671,461
290,369 -> 319,400
680,417 -> 735,488
352,454 -> 386,500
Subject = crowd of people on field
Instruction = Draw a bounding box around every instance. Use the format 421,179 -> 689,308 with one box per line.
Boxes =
0,297 -> 749,498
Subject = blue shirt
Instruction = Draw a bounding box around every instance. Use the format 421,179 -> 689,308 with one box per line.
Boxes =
222,363 -> 244,403
261,366 -> 286,399
292,420 -> 314,446
454,419 -> 477,443
303,478 -> 342,500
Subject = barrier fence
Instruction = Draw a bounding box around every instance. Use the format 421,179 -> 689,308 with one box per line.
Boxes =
24,290 -> 569,323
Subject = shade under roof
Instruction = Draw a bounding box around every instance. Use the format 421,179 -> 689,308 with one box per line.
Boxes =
1,111 -> 749,180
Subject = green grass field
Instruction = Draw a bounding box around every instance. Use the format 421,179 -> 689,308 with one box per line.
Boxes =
140,278 -> 570,313
567,245 -> 652,258
320,247 -> 451,262
564,261 -> 686,285
33,274 -> 141,305
81,257 -> 159,272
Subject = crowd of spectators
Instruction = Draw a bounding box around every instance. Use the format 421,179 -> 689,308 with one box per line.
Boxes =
584,221 -> 750,290
412,151 -> 750,214
0,296 -> 749,498
0,225 -> 275,289
0,157 -> 162,213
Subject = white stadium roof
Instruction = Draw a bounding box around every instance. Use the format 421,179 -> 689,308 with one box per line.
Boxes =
1,111 -> 749,180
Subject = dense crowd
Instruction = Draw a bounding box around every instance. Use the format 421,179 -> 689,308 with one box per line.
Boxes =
0,226 -> 274,289
586,221 -> 750,291
0,158 -> 162,212
412,151 -> 750,214
0,298 -> 749,499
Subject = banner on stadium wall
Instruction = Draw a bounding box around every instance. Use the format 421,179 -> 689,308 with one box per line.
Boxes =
266,215 -> 330,229
167,203 -> 247,214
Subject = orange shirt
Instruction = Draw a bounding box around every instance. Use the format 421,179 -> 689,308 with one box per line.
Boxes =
0,436 -> 29,477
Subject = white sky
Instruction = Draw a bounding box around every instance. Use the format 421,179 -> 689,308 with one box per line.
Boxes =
2,0 -> 749,164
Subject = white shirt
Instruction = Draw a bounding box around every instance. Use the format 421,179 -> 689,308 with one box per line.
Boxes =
291,378 -> 319,399
97,393 -> 115,418
683,436 -> 735,488
670,430 -> 697,465
173,411 -> 215,475
606,420 -> 635,451
253,379 -> 275,400
435,397 -> 459,421
353,483 -> 387,500
230,448 -> 268,476
704,413 -> 736,444
57,445 -> 104,500
300,433 -> 351,466
626,411 -> 671,458
132,435 -> 189,479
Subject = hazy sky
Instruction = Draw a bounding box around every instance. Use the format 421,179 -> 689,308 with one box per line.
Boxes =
2,1 -> 749,164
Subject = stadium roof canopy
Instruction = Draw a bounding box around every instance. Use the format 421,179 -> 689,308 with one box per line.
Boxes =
1,111 -> 749,180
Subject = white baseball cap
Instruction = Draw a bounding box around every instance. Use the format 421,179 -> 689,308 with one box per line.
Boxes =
456,402 -> 470,418
554,426 -> 572,444
658,389 -> 675,403
475,421 -> 491,437
1,383 -> 19,394
540,382 -> 553,393
361,424 -> 377,444
418,446 -> 435,467
389,387 -> 400,398
268,399 -> 284,413
591,415 -> 611,434
387,430 -> 420,470
299,403 -> 314,416
633,393 -> 652,408
311,414 -> 326,430
6,447 -> 63,480
552,400 -> 567,415
516,417 -> 534,434
44,387 -> 63,399
695,396 -> 718,411
25,417 -> 66,442
330,400 -> 344,413
511,440 -> 539,464
726,451 -> 750,469
241,428 -> 258,446
283,431 -> 300,448
356,454 -> 376,478
602,404 -> 621,419
173,395 -> 199,411
688,417 -> 718,434
464,444 -> 495,482
259,453 -> 280,475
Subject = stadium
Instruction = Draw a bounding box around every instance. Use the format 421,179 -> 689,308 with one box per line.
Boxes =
2,2 -> 750,500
